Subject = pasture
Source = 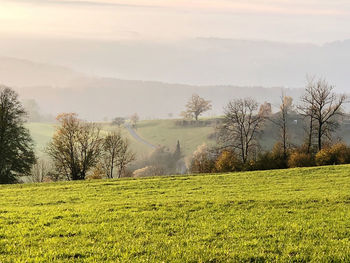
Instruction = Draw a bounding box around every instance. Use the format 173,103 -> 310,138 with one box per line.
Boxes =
1,165 -> 350,262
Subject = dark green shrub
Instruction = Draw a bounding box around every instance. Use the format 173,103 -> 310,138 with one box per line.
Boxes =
254,143 -> 288,170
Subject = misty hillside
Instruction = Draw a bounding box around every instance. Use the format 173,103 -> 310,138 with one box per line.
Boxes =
0,56 -> 89,87
0,57 -> 306,120
0,37 -> 350,91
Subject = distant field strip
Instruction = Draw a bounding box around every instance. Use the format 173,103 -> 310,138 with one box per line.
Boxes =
1,166 -> 350,261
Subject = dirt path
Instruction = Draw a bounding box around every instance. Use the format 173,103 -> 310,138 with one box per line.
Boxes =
124,123 -> 157,149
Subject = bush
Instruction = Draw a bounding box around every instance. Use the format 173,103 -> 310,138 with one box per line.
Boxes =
254,153 -> 279,170
87,164 -> 105,180
288,152 -> 315,168
133,166 -> 164,177
215,151 -> 240,173
315,143 -> 350,166
254,143 -> 288,170
29,159 -> 54,183
316,147 -> 334,166
130,146 -> 181,176
189,144 -> 215,173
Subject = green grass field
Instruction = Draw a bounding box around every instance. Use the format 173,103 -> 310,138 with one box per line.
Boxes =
1,165 -> 350,262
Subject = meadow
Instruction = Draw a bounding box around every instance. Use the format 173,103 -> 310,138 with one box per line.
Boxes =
1,165 -> 350,262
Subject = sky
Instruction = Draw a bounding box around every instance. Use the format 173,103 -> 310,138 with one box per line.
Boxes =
1,0 -> 350,93
1,0 -> 350,44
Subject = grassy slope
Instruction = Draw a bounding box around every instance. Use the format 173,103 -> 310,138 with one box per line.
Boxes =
135,119 -> 214,156
25,122 -> 55,155
1,166 -> 350,262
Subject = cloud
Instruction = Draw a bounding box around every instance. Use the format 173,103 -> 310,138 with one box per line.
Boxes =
2,0 -> 350,44
4,0 -> 161,9
5,0 -> 350,16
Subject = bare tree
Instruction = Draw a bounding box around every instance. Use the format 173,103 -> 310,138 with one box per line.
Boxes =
29,159 -> 52,183
299,91 -> 316,153
299,78 -> 347,151
102,131 -> 135,178
115,138 -> 135,178
102,132 -> 122,178
218,98 -> 265,164
270,94 -> 293,159
182,94 -> 212,121
47,113 -> 103,180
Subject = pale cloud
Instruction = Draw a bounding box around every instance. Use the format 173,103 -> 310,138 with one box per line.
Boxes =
5,0 -> 350,15
1,0 -> 350,43
5,0 -> 160,8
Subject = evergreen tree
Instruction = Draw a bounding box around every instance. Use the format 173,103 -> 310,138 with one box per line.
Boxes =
173,140 -> 182,161
0,86 -> 36,183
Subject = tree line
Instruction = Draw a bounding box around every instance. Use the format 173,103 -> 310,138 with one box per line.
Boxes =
46,113 -> 135,181
0,86 -> 134,183
189,78 -> 348,173
0,77 -> 348,184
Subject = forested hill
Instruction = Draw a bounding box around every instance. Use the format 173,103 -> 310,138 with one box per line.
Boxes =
0,56 -> 304,120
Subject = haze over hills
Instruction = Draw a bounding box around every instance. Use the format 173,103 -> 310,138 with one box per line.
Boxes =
1,0 -> 350,120
0,55 -> 306,120
1,37 -> 350,90
1,37 -> 350,120
0,56 -> 89,87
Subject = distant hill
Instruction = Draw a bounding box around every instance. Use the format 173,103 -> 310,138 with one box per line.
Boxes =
0,37 -> 350,91
0,56 -> 305,120
0,56 -> 89,87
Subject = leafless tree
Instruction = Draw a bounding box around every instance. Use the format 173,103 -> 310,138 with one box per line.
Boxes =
270,94 -> 293,159
102,132 -> 122,178
182,94 -> 212,121
29,159 -> 52,183
102,131 -> 135,178
218,98 -> 266,164
46,113 -> 103,180
299,78 -> 347,151
299,93 -> 316,153
115,138 -> 135,178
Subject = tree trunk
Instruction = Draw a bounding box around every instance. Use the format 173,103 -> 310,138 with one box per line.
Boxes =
118,165 -> 123,178
307,116 -> 313,153
282,118 -> 287,159
318,123 -> 322,151
110,156 -> 114,179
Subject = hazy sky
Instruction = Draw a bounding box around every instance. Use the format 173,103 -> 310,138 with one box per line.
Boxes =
1,0 -> 350,44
